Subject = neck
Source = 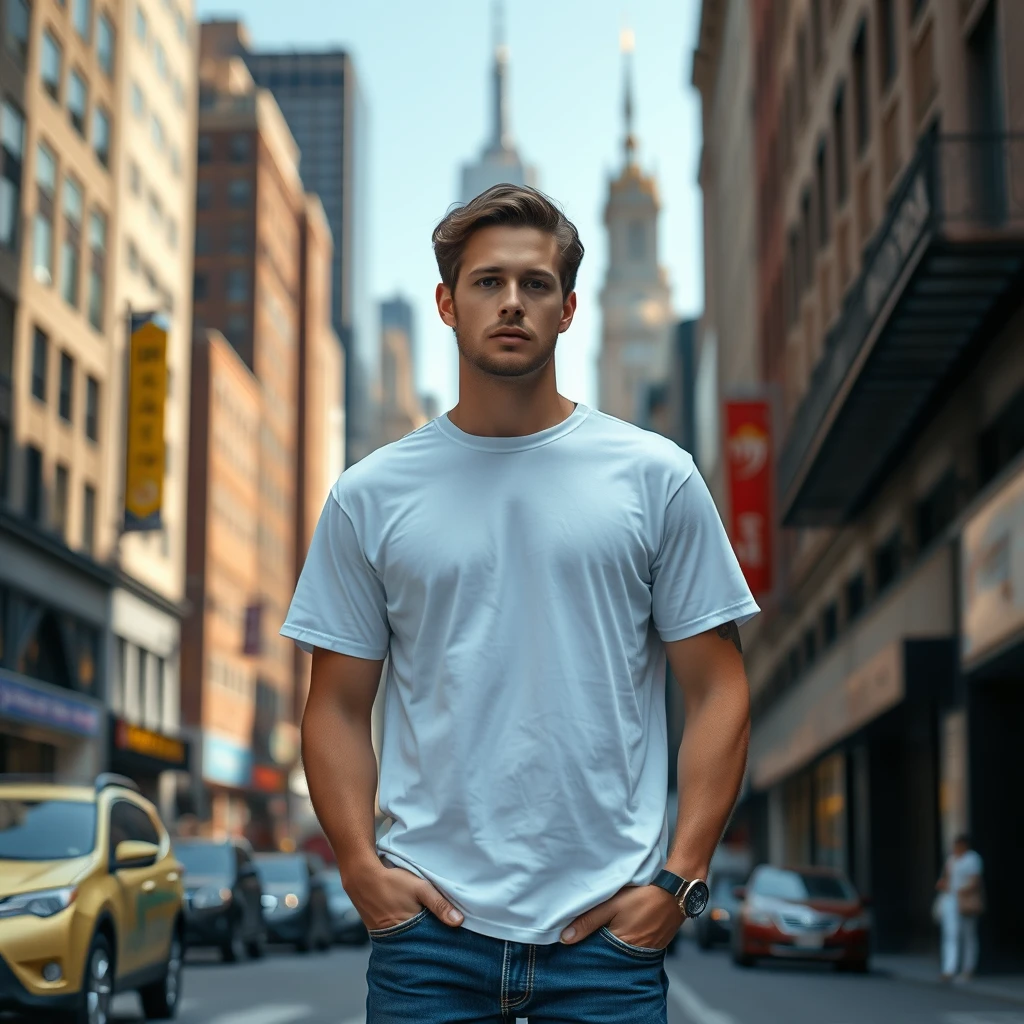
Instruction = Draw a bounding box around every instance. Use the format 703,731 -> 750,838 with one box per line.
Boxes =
448,360 -> 574,437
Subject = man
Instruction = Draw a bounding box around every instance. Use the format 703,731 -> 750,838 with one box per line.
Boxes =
283,185 -> 758,1023
937,834 -> 984,983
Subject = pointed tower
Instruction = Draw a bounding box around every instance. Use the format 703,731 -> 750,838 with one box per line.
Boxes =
460,1 -> 538,203
597,30 -> 674,424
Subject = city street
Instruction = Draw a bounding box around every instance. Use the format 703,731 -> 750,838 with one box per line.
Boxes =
96,939 -> 1024,1024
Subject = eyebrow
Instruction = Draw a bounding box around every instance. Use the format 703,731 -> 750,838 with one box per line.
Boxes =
468,266 -> 559,283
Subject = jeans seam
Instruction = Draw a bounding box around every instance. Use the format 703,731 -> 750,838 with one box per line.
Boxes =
598,926 -> 666,960
368,908 -> 429,939
504,943 -> 535,1012
500,941 -> 510,1016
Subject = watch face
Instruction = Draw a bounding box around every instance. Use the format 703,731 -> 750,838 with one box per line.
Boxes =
683,881 -> 710,918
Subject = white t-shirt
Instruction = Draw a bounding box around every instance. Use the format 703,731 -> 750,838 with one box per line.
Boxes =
282,403 -> 759,943
950,850 -> 983,894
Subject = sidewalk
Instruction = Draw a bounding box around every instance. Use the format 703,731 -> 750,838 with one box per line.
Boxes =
875,953 -> 1024,1006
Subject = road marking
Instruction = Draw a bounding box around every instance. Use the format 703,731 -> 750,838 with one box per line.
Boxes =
667,973 -> 738,1024
207,1004 -> 312,1024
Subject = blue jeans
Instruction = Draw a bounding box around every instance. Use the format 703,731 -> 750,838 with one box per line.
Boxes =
366,909 -> 669,1023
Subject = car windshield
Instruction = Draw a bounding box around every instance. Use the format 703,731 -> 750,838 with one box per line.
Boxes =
175,843 -> 232,878
0,799 -> 96,861
256,856 -> 305,884
753,867 -> 857,901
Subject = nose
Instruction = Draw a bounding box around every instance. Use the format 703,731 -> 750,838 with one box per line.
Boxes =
499,283 -> 525,319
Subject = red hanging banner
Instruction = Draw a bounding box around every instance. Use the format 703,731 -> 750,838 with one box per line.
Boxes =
724,399 -> 774,595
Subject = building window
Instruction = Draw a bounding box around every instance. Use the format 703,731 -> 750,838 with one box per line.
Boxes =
131,82 -> 145,119
41,32 -> 63,101
878,0 -> 898,90
25,445 -> 42,522
135,4 -> 147,43
59,351 -> 74,422
85,375 -> 99,441
853,22 -> 870,153
68,70 -> 88,138
845,572 -> 866,622
228,179 -> 250,208
816,141 -> 829,248
53,463 -> 69,538
72,0 -> 92,42
226,269 -> 248,303
198,134 -> 212,164
92,105 -> 110,168
31,328 -> 48,401
0,101 -> 25,251
60,176 -> 83,309
196,181 -> 211,210
226,313 -> 247,346
822,601 -> 838,647
82,483 -> 96,555
34,142 -> 56,285
228,222 -> 248,254
88,208 -> 106,331
97,12 -> 115,77
5,0 -> 30,65
833,85 -> 849,204
229,133 -> 251,162
874,530 -> 901,593
193,272 -> 207,301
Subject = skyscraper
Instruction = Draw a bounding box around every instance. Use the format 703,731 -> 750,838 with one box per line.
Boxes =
597,31 -> 673,425
200,22 -> 371,466
460,2 -> 537,203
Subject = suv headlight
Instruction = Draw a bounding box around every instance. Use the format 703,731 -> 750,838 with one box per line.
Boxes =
191,887 -> 231,910
0,886 -> 77,919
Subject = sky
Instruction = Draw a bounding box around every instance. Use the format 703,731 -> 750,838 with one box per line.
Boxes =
195,0 -> 706,412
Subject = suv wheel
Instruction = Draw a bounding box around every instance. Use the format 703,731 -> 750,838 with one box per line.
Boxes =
139,930 -> 183,1019
66,932 -> 113,1024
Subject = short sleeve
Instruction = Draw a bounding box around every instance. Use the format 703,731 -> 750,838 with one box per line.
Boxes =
651,466 -> 760,642
280,492 -> 390,659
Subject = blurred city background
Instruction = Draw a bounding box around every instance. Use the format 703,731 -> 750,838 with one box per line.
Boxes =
0,0 -> 1022,1021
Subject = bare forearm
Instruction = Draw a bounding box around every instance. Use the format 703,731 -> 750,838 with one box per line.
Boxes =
666,677 -> 750,879
300,689 -> 381,884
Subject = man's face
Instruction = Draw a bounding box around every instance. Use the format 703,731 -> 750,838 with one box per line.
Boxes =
436,225 -> 576,380
954,840 -> 968,858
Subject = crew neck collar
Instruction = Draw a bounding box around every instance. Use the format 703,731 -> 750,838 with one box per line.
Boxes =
433,403 -> 591,453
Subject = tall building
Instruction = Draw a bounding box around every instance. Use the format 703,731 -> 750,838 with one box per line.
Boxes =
460,2 -> 537,203
597,32 -> 673,426
697,0 -> 1024,967
183,29 -> 345,845
378,295 -> 426,447
0,0 -> 196,797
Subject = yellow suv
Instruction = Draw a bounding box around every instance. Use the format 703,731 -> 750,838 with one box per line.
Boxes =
0,774 -> 185,1023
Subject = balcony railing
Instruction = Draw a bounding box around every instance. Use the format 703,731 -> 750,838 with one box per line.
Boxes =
778,131 -> 1024,526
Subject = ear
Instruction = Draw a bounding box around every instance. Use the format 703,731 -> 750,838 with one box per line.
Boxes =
436,283 -> 456,329
557,291 -> 577,335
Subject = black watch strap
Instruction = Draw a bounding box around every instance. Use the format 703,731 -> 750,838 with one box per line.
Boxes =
651,869 -> 689,898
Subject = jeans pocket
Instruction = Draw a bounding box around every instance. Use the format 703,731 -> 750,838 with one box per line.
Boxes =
598,927 -> 666,960
369,908 -> 430,941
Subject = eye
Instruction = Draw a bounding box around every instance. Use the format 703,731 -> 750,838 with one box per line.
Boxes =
525,279 -> 549,290
477,277 -> 499,287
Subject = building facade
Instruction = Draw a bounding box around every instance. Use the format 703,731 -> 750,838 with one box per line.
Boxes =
713,0 -> 1024,968
598,38 -> 674,427
378,295 -> 426,447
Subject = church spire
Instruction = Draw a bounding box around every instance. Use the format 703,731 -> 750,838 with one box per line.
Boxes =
620,27 -> 637,166
491,0 -> 512,152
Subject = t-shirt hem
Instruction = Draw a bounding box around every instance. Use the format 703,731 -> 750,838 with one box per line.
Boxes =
279,623 -> 387,660
457,914 -> 570,945
657,596 -> 761,643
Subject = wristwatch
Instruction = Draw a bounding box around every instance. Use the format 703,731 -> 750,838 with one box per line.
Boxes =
652,869 -> 710,919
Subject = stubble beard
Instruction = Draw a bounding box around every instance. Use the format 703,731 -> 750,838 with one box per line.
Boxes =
453,319 -> 558,380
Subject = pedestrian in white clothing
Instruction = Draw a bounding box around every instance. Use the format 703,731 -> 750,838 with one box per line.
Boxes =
936,833 -> 984,983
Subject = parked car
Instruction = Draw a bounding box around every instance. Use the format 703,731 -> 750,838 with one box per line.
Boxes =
731,865 -> 871,972
695,869 -> 746,950
255,853 -> 332,952
175,837 -> 266,962
319,869 -> 369,945
0,774 -> 184,1024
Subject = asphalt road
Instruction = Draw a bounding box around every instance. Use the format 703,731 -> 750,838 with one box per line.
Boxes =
100,938 -> 1023,1024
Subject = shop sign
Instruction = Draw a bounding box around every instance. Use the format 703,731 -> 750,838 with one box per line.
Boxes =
0,671 -> 101,737
114,718 -> 186,766
724,399 -> 774,595
962,466 -> 1024,667
202,733 -> 252,788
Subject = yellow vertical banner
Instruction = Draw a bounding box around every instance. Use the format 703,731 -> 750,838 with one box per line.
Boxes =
124,313 -> 168,532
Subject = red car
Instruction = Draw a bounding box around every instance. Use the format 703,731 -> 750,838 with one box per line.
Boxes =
731,865 -> 871,972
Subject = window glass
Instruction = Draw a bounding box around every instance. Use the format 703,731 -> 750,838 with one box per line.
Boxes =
72,0 -> 92,41
82,483 -> 96,554
97,13 -> 115,77
59,351 -> 74,421
68,70 -> 88,137
0,102 -> 25,250
131,82 -> 145,119
228,179 -> 250,208
4,0 -> 30,66
155,40 -> 168,80
175,842 -> 232,878
109,800 -> 160,850
85,376 -> 99,441
135,4 -> 147,43
0,800 -> 96,860
41,32 -> 63,101
31,328 -> 48,401
92,107 -> 110,168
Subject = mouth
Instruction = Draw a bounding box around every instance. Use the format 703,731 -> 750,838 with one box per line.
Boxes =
489,328 -> 531,342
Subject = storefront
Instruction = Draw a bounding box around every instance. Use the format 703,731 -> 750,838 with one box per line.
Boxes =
960,459 -> 1024,971
108,713 -> 191,821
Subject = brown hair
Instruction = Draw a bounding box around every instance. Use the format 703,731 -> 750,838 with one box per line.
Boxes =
432,184 -> 585,300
